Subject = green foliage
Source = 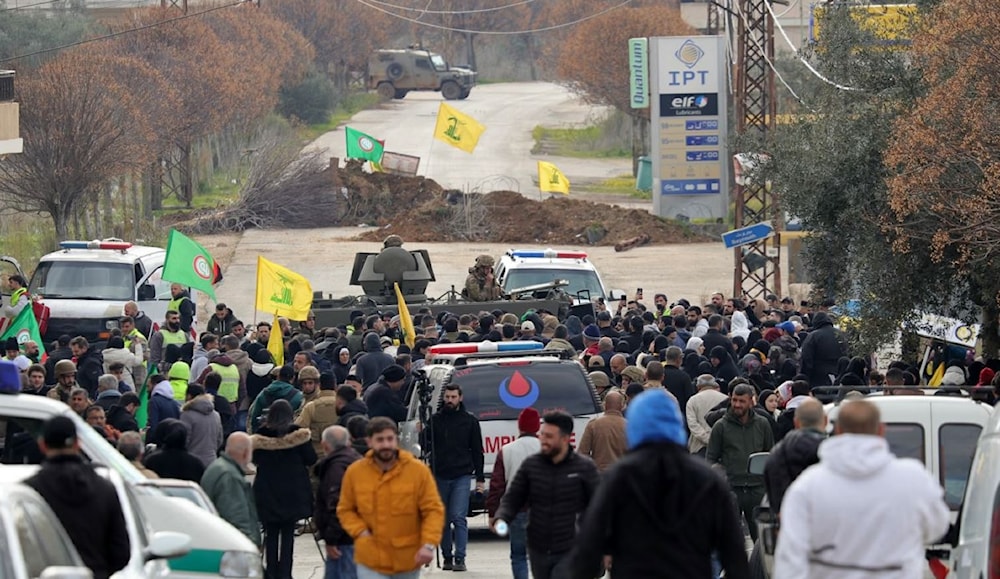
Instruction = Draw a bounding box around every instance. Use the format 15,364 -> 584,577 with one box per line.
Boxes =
530,111 -> 631,158
0,9 -> 92,67
754,6 -> 937,354
278,71 -> 337,125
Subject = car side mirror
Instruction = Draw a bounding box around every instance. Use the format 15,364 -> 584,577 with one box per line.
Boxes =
143,531 -> 191,562
137,284 -> 156,301
748,451 -> 770,475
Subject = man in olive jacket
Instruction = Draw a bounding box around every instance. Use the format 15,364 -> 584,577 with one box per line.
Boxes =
201,432 -> 261,546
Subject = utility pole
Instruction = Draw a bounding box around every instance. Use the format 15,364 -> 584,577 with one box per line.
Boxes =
733,0 -> 780,301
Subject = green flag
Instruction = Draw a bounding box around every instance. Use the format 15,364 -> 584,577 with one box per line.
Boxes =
1,306 -> 45,359
345,126 -> 384,162
135,368 -> 154,430
162,229 -> 222,300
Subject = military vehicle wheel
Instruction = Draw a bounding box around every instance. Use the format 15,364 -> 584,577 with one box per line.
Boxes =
441,81 -> 462,100
386,62 -> 404,80
393,89 -> 409,99
377,82 -> 395,100
458,89 -> 471,100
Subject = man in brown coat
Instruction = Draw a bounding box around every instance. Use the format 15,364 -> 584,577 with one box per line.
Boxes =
577,390 -> 627,472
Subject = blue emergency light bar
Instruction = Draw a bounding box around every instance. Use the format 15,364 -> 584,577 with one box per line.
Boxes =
509,249 -> 587,259
427,340 -> 544,356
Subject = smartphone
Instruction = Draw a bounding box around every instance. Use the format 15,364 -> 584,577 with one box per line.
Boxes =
637,288 -> 643,299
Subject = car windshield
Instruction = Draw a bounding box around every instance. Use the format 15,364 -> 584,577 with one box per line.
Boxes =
430,54 -> 447,71
504,269 -> 604,300
30,261 -> 134,300
444,363 -> 599,421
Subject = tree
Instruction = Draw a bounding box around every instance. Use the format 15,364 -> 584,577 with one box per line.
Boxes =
756,6 -> 939,354
0,50 -> 163,239
0,8 -> 92,68
884,0 -> 1000,353
556,6 -> 694,116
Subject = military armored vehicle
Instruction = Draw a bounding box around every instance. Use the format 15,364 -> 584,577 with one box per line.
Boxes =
310,240 -> 590,329
368,47 -> 477,101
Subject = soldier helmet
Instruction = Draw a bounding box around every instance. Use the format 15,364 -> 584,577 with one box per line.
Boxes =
383,235 -> 404,248
475,255 -> 495,268
54,359 -> 77,377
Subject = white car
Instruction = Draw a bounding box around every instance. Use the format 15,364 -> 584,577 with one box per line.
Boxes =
0,391 -> 262,578
951,401 -> 1000,578
494,248 -> 623,304
0,465 -> 191,579
0,482 -> 93,579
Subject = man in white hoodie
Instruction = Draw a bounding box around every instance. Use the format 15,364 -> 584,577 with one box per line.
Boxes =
773,399 -> 950,579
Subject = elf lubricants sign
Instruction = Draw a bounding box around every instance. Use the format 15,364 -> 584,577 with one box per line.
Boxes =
650,36 -> 729,221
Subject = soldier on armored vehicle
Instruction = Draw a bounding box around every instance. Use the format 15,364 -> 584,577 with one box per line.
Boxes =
464,255 -> 502,302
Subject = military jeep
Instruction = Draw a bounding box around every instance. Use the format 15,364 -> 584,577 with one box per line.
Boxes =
368,48 -> 476,101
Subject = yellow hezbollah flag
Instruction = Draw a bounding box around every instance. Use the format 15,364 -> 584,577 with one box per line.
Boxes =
538,161 -> 570,195
255,256 -> 313,321
928,361 -> 945,387
434,103 -> 485,153
394,282 -> 415,348
267,313 -> 284,367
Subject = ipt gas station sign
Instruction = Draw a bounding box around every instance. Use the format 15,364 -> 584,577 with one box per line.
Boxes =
650,36 -> 729,221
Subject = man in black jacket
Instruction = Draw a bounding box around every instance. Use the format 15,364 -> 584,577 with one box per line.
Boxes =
661,346 -> 696,416
26,416 -> 130,579
493,411 -> 600,579
798,311 -> 847,385
764,397 -> 827,513
701,315 -> 735,362
70,336 -> 104,399
425,384 -> 485,572
362,365 -> 407,423
314,425 -> 362,578
561,390 -> 750,579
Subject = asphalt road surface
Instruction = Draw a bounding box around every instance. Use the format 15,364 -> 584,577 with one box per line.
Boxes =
291,520 -> 517,579
307,82 -> 631,194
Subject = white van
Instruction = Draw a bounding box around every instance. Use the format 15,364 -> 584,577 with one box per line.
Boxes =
21,240 -> 189,345
951,402 -> 1000,578
751,395 -> 990,578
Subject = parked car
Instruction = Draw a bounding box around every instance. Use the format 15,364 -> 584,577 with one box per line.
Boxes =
0,482 -> 93,579
748,395 -> 990,578
0,465 -> 191,579
0,391 -> 262,578
951,401 -> 1000,578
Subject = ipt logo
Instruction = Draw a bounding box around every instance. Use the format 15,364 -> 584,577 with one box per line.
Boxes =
675,39 -> 705,69
192,255 -> 212,281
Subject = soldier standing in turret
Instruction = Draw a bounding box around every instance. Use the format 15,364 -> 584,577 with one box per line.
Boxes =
465,255 -> 501,302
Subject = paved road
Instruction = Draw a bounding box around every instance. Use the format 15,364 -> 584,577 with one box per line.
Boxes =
307,82 -> 631,194
291,521 -> 516,579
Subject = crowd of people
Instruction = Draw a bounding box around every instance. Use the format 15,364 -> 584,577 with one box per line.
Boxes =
4,284 -> 976,579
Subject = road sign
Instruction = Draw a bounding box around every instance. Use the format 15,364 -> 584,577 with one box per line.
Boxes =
722,222 -> 774,248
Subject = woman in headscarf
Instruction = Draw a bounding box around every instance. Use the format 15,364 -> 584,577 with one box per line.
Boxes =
757,389 -> 779,418
332,347 -> 351,384
252,400 -> 317,579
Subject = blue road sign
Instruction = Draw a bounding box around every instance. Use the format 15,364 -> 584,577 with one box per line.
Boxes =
721,222 -> 774,248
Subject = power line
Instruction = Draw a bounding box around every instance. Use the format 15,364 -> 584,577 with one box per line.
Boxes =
765,1 -> 862,92
364,0 -> 538,16
354,0 -> 635,35
732,0 -> 809,107
2,0 -> 68,12
0,0 -> 243,63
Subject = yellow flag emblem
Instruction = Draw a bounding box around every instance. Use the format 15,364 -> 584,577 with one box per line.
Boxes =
434,103 -> 485,153
538,161 -> 570,195
255,256 -> 313,321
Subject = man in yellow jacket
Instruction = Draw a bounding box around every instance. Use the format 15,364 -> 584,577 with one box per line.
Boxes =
337,417 -> 444,579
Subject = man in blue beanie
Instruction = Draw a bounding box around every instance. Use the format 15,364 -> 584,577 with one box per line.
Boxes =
559,390 -> 750,579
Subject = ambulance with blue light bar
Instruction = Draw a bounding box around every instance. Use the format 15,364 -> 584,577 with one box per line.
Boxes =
398,340 -> 603,515
27,239 -> 188,345
495,248 -> 623,305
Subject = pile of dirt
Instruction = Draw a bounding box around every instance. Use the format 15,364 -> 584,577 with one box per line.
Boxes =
354,188 -> 704,246
173,162 -> 705,246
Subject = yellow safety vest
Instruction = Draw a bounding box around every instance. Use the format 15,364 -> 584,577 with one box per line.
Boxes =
11,287 -> 27,305
170,379 -> 188,402
124,328 -> 146,350
167,295 -> 191,314
209,362 -> 240,404
161,329 -> 188,347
